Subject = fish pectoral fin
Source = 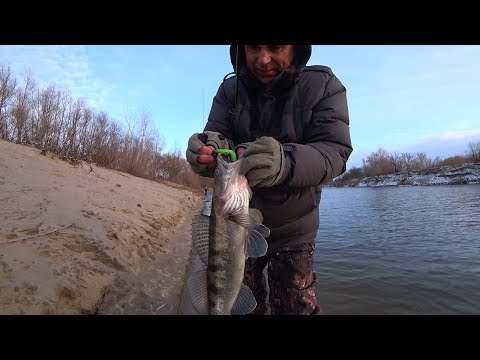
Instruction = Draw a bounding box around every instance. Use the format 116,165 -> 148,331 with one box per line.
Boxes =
231,283 -> 257,315
192,215 -> 210,265
187,265 -> 209,315
254,223 -> 270,238
231,212 -> 270,237
230,213 -> 253,229
248,207 -> 264,223
246,228 -> 269,258
231,213 -> 269,258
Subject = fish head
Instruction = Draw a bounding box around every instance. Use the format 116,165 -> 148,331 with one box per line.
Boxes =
214,154 -> 251,218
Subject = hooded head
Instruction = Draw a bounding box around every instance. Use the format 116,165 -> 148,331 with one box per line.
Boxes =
229,45 -> 312,73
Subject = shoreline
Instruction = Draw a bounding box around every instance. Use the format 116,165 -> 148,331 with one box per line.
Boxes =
0,139 -> 201,315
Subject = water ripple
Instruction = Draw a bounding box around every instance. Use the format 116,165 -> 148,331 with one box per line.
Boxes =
315,184 -> 480,315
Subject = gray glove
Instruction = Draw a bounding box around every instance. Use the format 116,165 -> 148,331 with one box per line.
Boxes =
186,131 -> 230,177
238,136 -> 285,187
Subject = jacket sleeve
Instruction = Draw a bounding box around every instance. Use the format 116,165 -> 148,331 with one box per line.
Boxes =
203,79 -> 236,148
281,73 -> 353,187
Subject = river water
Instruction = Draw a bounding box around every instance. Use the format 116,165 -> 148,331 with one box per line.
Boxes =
314,184 -> 480,315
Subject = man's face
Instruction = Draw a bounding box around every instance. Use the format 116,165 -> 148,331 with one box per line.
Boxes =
244,45 -> 295,84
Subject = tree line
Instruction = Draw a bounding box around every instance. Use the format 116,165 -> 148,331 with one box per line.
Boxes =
333,143 -> 480,187
0,63 -> 213,193
2,63 -> 478,191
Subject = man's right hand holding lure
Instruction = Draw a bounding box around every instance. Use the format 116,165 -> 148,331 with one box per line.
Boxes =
187,131 -> 286,187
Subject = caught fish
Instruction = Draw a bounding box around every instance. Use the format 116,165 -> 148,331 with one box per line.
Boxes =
188,149 -> 270,315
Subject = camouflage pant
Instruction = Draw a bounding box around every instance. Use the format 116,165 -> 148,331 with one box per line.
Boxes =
243,242 -> 324,315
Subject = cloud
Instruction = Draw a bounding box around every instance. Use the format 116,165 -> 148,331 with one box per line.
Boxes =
418,129 -> 480,143
0,45 -> 115,113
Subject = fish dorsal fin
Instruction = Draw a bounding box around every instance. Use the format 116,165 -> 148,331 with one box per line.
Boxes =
231,213 -> 269,258
187,263 -> 209,315
231,283 -> 257,315
191,215 -> 210,265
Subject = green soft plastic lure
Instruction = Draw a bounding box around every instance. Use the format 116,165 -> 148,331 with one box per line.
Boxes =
214,149 -> 237,162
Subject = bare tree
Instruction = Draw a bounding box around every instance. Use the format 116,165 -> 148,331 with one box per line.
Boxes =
437,155 -> 468,166
77,107 -> 93,159
363,147 -> 395,176
412,152 -> 432,171
388,152 -> 404,173
50,90 -> 71,151
0,62 -> 208,191
123,107 -> 136,138
466,141 -> 480,162
158,148 -> 185,182
150,127 -> 165,155
0,64 -> 17,140
62,98 -> 85,157
10,71 -> 36,144
401,153 -> 414,177
431,156 -> 442,167
88,111 -> 110,164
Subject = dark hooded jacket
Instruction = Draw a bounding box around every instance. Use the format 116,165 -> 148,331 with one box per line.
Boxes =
204,45 -> 352,249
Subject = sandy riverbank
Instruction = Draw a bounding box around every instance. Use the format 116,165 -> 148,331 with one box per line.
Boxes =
0,139 -> 202,315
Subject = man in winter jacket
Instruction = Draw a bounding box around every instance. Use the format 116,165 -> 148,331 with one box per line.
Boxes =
186,45 -> 352,315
